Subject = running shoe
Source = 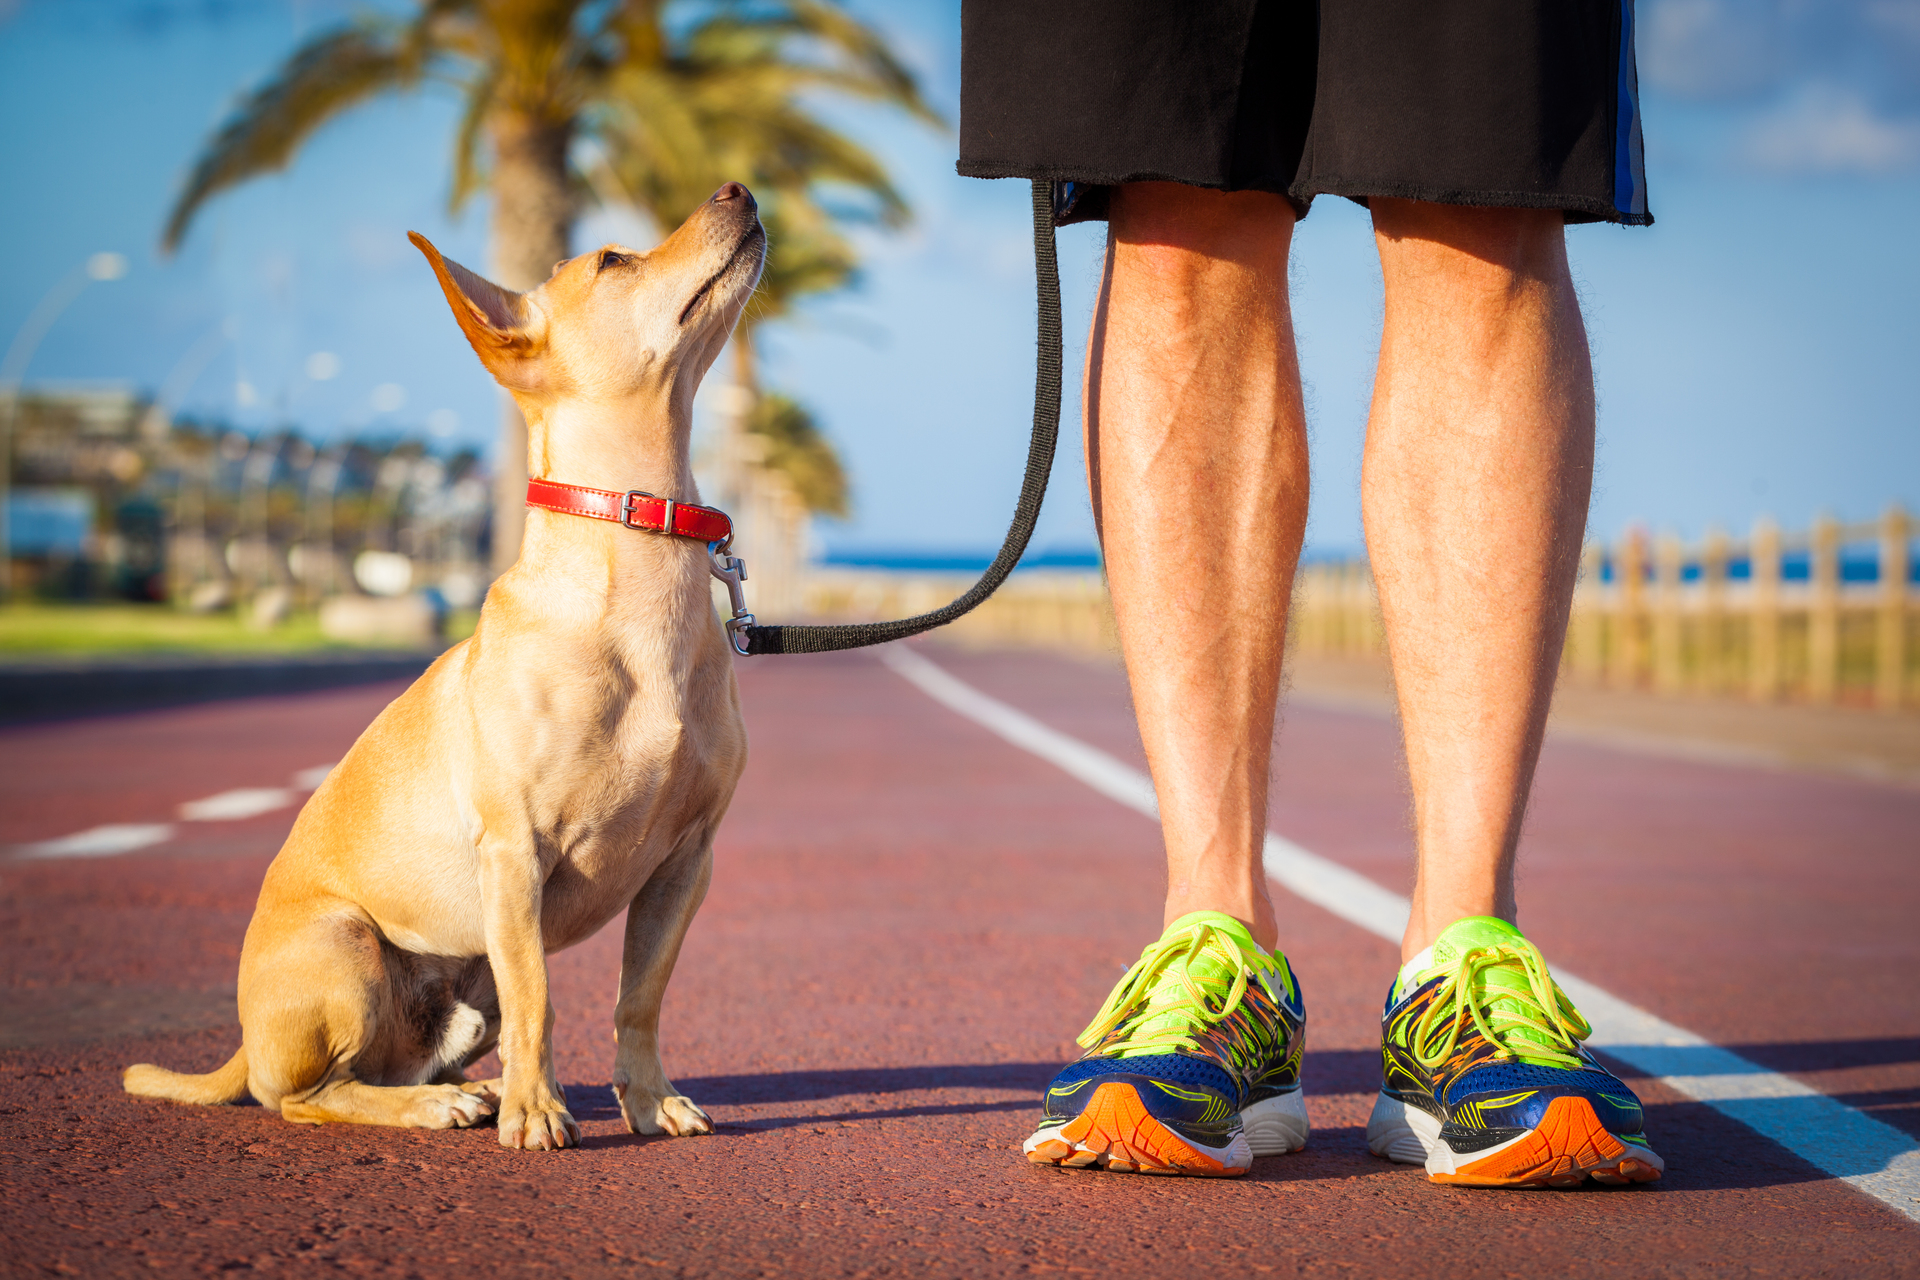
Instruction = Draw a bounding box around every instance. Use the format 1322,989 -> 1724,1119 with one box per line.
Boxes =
1367,916 -> 1664,1187
1024,911 -> 1308,1176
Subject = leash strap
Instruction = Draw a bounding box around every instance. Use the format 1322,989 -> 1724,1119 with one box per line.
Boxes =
739,178 -> 1062,655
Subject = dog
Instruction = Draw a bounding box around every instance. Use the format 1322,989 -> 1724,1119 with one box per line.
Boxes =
123,183 -> 766,1151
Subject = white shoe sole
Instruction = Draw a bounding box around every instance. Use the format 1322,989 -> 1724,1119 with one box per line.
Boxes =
1366,1091 -> 1461,1173
1242,1089 -> 1311,1157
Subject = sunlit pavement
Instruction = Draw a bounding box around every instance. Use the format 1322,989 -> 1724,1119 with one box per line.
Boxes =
2,645 -> 1916,1277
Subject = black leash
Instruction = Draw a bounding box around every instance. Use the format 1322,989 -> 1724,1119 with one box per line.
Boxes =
735,179 -> 1062,656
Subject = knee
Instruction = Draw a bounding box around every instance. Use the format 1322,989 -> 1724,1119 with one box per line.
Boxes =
236,919 -> 382,1101
1372,198 -> 1568,300
238,1012 -> 354,1106
1109,182 -> 1295,286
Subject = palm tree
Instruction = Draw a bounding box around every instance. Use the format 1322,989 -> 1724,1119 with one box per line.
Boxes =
163,0 -> 936,570
744,392 -> 846,517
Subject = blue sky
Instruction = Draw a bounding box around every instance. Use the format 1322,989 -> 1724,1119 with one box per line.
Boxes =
2,0 -> 1916,558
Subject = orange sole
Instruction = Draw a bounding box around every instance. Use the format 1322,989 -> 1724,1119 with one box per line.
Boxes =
1432,1095 -> 1664,1188
1026,1082 -> 1244,1177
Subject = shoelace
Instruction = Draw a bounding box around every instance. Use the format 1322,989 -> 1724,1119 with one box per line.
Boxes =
1410,940 -> 1593,1071
1076,920 -> 1275,1057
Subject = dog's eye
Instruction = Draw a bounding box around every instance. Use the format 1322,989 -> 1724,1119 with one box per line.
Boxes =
597,250 -> 631,273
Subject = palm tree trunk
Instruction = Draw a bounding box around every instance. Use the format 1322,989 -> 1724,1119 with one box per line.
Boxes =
486,111 -> 572,575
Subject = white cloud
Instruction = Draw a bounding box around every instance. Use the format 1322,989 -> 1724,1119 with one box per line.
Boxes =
1642,0 -> 1782,100
1743,84 -> 1920,173
1640,0 -> 1920,108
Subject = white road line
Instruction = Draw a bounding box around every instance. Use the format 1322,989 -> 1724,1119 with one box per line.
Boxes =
880,645 -> 1920,1224
178,787 -> 296,822
17,823 -> 176,860
293,763 -> 335,790
11,764 -> 337,860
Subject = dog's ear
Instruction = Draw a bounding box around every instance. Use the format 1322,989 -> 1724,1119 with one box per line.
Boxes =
408,232 -> 546,391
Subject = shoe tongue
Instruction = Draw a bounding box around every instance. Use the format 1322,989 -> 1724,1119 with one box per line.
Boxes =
1423,916 -> 1566,1064
1429,916 -> 1524,969
1115,912 -> 1261,1059
1165,910 -> 1261,953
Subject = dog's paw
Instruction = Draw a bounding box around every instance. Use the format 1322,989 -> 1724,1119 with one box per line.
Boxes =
417,1084 -> 495,1130
656,1095 -> 713,1136
622,1093 -> 713,1137
498,1095 -> 580,1152
458,1076 -> 503,1105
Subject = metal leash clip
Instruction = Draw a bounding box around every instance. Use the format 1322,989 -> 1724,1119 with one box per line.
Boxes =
707,541 -> 754,656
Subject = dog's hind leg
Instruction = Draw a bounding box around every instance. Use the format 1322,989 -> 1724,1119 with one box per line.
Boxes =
281,1080 -> 493,1129
239,906 -> 496,1132
441,1074 -> 504,1105
611,839 -> 715,1137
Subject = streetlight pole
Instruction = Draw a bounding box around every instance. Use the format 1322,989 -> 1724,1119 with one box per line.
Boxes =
304,440 -> 355,600
0,251 -> 129,597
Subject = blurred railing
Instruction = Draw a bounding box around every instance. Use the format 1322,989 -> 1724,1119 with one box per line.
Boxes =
794,507 -> 1918,713
1564,509 -> 1915,709
801,569 -> 1119,653
1295,508 -> 1918,711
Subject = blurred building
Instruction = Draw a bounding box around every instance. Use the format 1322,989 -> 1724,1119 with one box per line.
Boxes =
5,382 -> 165,599
4,383 -> 490,612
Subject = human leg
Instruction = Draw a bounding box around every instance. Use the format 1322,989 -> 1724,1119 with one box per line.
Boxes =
1361,198 -> 1594,961
1024,182 -> 1311,1177
1087,181 -> 1309,950
1360,199 -> 1660,1186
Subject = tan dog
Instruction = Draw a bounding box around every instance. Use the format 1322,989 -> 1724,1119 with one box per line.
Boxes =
123,184 -> 766,1151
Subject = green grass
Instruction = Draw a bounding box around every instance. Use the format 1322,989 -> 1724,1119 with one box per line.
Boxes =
0,602 -> 364,659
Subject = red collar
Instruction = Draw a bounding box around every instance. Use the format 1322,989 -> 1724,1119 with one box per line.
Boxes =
525,477 -> 733,546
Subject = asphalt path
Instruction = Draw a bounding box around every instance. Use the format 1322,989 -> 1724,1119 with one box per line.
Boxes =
2,645 -> 1916,1277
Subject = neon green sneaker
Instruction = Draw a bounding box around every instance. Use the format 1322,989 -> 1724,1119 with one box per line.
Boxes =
1024,911 -> 1309,1176
1367,916 -> 1664,1187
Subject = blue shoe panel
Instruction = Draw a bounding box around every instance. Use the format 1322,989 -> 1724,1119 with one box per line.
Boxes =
1048,1052 -> 1236,1099
1442,1061 -> 1625,1107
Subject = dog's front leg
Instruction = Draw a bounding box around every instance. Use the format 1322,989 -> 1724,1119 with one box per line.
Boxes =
612,840 -> 714,1137
479,832 -> 580,1151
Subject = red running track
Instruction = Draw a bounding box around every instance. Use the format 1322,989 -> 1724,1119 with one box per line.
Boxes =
1,645 -> 1915,1277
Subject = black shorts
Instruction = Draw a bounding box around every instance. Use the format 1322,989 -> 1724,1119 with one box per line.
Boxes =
958,0 -> 1651,227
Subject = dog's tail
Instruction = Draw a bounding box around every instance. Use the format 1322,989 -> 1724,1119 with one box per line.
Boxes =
124,1046 -> 250,1106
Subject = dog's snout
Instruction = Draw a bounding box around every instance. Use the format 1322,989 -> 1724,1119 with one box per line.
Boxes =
709,182 -> 756,212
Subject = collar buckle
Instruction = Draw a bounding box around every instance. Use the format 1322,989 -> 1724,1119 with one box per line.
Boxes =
623,490 -> 678,536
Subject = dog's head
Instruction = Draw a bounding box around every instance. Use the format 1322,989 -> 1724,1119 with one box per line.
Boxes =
409,183 -> 765,408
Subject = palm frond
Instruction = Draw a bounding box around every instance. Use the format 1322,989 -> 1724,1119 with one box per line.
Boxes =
596,54 -> 908,225
741,198 -> 860,328
745,391 -> 848,517
691,0 -> 943,129
685,86 -> 906,222
162,22 -> 441,251
448,70 -> 498,211
488,0 -> 599,117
